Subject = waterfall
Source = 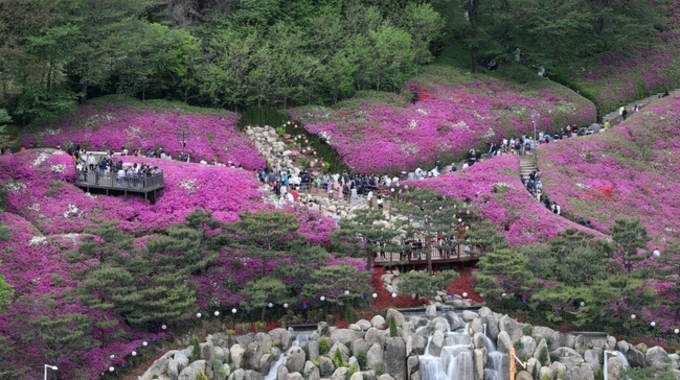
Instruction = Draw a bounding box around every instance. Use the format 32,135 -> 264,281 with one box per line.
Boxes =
614,351 -> 630,367
420,325 -> 475,380
264,353 -> 287,380
483,324 -> 504,380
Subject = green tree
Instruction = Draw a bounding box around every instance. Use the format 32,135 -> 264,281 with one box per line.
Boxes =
465,219 -> 508,256
240,277 -> 289,321
475,248 -> 536,302
656,240 -> 680,322
225,211 -> 301,277
398,270 -> 458,300
403,3 -> 445,70
394,188 -> 460,274
331,208 -> 402,270
300,264 -> 371,310
369,23 -> 415,92
611,217 -> 651,273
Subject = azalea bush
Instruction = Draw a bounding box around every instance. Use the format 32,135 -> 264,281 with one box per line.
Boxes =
291,71 -> 595,174
408,155 -> 600,246
538,94 -> 680,244
20,96 -> 265,169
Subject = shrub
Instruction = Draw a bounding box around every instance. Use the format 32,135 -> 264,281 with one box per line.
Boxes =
197,371 -> 209,380
344,307 -> 355,325
389,316 -> 398,337
356,350 -> 368,370
539,347 -> 549,364
320,360 -> 334,377
514,341 -> 524,350
375,363 -> 386,376
522,325 -> 533,336
319,337 -> 330,355
192,336 -> 201,359
333,348 -> 344,368
348,363 -> 359,378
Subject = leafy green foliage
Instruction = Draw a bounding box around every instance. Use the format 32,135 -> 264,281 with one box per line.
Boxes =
611,217 -> 651,273
240,278 -> 289,321
319,337 -> 330,355
388,316 -> 398,337
474,248 -> 535,301
622,366 -> 676,380
0,275 -> 13,314
398,270 -> 458,300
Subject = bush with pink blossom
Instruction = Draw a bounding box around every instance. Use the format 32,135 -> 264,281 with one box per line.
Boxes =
291,71 -> 595,174
408,155 -> 603,246
20,96 -> 265,170
538,93 -> 680,244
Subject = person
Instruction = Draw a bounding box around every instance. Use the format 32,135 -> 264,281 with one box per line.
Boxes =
618,106 -> 625,122
377,196 -> 384,212
603,118 -> 611,131
551,202 -> 561,215
622,108 -> 628,121
514,47 -> 521,63
537,65 -> 545,76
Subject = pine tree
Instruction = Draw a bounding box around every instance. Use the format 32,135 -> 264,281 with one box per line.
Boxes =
474,248 -> 535,302
240,277 -> 289,321
398,270 -> 458,300
611,218 -> 651,273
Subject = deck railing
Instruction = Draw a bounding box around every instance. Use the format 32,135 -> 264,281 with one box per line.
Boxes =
76,171 -> 164,191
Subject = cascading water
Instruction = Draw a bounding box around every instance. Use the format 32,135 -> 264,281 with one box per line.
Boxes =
614,351 -> 630,367
483,324 -> 504,380
264,353 -> 287,380
419,324 -> 475,380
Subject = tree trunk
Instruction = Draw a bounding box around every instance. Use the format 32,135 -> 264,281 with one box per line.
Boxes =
80,81 -> 89,104
471,44 -> 478,73
261,304 -> 266,321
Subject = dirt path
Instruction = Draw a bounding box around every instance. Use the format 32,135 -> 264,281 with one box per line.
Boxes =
602,90 -> 680,127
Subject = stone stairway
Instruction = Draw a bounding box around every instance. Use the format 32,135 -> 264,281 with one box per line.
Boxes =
519,154 -> 538,181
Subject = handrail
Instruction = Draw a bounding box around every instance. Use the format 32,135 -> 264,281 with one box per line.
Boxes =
76,171 -> 164,190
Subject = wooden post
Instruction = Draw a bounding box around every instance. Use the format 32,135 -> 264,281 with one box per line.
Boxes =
509,347 -> 516,380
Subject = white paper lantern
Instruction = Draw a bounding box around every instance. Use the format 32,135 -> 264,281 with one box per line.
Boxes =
344,290 -> 350,295
283,303 -> 289,308
161,324 -> 167,330
462,292 -> 468,298
480,293 -> 484,298
110,355 -> 115,359
132,351 -> 137,356
268,302 -> 274,308
675,329 -> 679,334
214,311 -> 220,317
392,292 -> 397,298
654,250 -> 661,257
651,321 -> 656,327
142,341 -> 148,347
196,313 -> 202,318
372,293 -> 378,298
501,293 -> 507,298
320,296 -> 326,302
109,366 -> 115,372
631,314 -> 636,320
232,308 -> 237,314
580,301 -> 585,307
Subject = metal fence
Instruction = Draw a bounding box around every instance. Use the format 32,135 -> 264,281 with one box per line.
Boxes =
76,171 -> 164,191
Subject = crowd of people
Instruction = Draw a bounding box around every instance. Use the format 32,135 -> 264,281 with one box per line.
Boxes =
68,145 -> 163,188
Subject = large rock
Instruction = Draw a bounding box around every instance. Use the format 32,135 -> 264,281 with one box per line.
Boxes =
200,342 -> 214,362
615,340 -> 629,353
317,356 -> 335,377
407,355 -> 419,379
179,360 -> 206,380
285,373 -> 303,380
534,338 -> 551,366
367,342 -> 384,371
229,368 -> 246,380
237,334 -> 255,347
469,318 -> 483,335
425,305 -> 437,319
461,310 -> 479,322
213,346 -> 227,362
646,346 -> 669,370
539,366 -> 553,380
308,340 -> 319,360
526,358 -> 540,376
444,312 -> 464,332
518,335 -> 536,360
515,371 -> 532,380
351,339 -> 369,357
607,357 -> 623,380
356,319 -> 373,331
276,365 -> 289,380
138,350 -> 178,380
411,332 -> 427,355
331,329 -> 364,346
168,359 -> 180,380
484,314 -> 500,342
329,342 -> 351,363
269,328 -> 295,351
384,337 -> 407,380
549,361 -> 566,377
574,334 -> 587,356
625,346 -> 647,368
286,346 -> 306,373
377,375 -> 395,380
231,344 -> 247,369
473,332 -> 488,352
386,309 -> 406,328
259,354 -> 275,375
428,330 -> 445,357
371,315 -> 386,329
304,361 -> 320,380
250,333 -> 274,370
567,363 -> 594,380
499,315 -> 524,343
365,327 -> 382,347
245,370 -> 264,380
550,347 -> 585,369
331,367 -> 348,380
584,348 -> 602,374
473,349 -> 485,380
497,331 -> 512,354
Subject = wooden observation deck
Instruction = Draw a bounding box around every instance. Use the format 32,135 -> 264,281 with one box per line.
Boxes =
75,171 -> 164,202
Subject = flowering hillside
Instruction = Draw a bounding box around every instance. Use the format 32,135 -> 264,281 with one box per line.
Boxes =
20,97 -> 265,169
409,155 -> 600,245
291,71 -> 595,174
0,149 -> 269,234
538,94 -> 680,244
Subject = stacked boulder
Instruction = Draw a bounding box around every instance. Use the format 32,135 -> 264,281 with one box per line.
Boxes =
137,306 -> 680,380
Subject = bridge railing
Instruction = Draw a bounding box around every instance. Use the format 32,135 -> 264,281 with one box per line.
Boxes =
76,171 -> 164,191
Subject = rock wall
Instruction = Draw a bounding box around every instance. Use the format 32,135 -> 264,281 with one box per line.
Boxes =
137,308 -> 680,380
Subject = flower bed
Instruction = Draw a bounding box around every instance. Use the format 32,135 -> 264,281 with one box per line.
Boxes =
20,97 -> 265,170
538,94 -> 680,244
291,74 -> 595,174
408,155 -> 600,245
